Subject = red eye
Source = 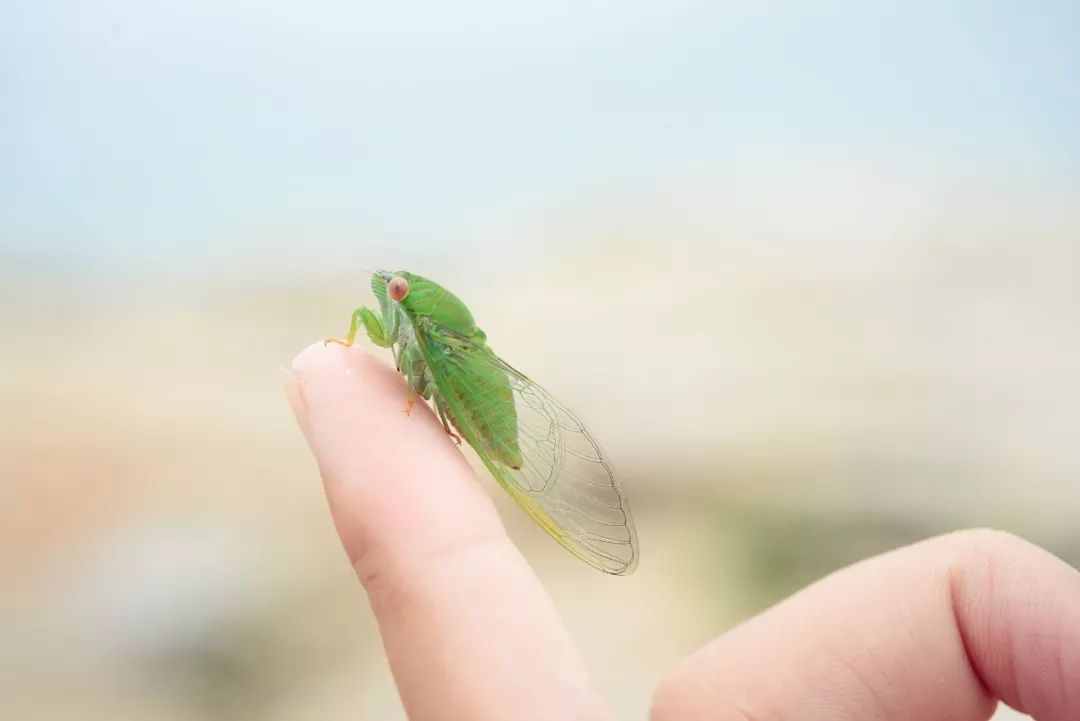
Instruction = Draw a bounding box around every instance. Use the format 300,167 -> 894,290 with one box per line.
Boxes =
388,276 -> 410,302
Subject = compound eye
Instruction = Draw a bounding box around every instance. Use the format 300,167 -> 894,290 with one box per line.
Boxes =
388,276 -> 410,302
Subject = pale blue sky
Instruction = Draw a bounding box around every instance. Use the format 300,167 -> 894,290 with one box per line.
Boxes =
3,1 -> 1078,277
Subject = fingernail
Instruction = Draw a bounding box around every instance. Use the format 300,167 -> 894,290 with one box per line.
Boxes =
281,365 -> 312,441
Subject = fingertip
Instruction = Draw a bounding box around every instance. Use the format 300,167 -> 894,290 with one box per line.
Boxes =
282,339 -> 504,578
282,342 -> 381,446
944,529 -> 1080,721
288,339 -> 365,376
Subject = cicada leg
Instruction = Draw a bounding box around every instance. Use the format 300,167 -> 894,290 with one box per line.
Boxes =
433,392 -> 463,446
399,345 -> 432,416
325,307 -> 392,348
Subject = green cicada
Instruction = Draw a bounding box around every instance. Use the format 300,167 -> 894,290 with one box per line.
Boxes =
328,270 -> 638,575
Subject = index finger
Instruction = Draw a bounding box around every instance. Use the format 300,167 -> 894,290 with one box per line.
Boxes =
283,342 -> 612,721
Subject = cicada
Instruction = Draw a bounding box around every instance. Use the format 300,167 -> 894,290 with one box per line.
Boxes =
327,270 -> 638,575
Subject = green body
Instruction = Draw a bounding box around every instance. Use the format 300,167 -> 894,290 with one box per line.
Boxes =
336,271 -> 639,575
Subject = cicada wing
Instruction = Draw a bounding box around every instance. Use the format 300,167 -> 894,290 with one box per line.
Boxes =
490,365 -> 639,575
422,330 -> 638,575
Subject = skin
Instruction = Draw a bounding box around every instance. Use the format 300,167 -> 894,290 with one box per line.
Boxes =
284,341 -> 1080,721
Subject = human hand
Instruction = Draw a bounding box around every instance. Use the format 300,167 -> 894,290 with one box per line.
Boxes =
284,342 -> 1080,721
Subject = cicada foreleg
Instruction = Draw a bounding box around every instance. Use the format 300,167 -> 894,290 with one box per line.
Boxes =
325,307 -> 394,349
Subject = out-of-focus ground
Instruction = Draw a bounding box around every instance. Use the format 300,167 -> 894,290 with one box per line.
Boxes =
5,2 -> 1079,719
5,192 -> 1079,719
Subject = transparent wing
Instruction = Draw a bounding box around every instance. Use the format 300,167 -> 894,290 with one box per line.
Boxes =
498,364 -> 640,574
425,332 -> 639,575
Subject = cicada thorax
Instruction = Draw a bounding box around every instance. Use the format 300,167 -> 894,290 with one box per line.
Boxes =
422,327 -> 523,471
392,276 -> 523,471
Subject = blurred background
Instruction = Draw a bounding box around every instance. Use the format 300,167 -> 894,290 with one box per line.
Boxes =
3,1 -> 1078,719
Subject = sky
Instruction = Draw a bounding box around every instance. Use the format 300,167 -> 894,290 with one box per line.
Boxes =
3,0 -> 1078,278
